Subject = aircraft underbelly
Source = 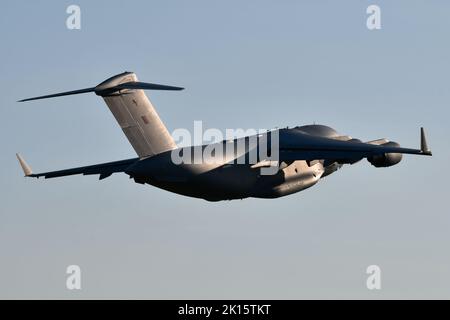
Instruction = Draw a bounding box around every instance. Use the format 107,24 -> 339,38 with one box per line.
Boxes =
149,161 -> 324,200
162,165 -> 259,201
127,152 -> 326,200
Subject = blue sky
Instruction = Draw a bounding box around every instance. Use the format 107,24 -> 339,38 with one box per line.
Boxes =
1,1 -> 449,298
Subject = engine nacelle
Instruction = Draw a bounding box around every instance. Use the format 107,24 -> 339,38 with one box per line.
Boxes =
367,141 -> 403,167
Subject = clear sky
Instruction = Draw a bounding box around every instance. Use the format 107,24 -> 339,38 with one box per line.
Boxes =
1,1 -> 449,299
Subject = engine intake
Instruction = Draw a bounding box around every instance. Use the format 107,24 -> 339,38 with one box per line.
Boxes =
367,141 -> 403,167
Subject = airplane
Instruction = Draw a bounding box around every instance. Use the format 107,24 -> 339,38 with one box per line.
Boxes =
16,72 -> 432,201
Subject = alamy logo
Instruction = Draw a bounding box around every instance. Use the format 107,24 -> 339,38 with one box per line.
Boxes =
171,121 -> 280,175
66,5 -> 81,30
366,5 -> 381,30
66,265 -> 81,290
366,265 -> 381,290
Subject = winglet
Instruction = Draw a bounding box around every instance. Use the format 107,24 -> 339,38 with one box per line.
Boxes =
16,153 -> 33,176
420,127 -> 432,156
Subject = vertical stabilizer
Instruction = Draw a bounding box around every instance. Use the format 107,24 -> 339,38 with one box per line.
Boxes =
98,72 -> 177,157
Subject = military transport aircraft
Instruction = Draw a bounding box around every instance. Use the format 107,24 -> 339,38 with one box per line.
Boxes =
16,72 -> 432,201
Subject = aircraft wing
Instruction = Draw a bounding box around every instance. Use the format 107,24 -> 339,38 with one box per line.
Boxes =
278,127 -> 432,162
16,154 -> 139,180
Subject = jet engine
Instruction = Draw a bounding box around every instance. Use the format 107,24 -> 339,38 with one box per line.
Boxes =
367,141 -> 403,167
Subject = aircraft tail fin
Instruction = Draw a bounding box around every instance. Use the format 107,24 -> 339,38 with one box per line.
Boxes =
18,72 -> 183,158
98,72 -> 179,158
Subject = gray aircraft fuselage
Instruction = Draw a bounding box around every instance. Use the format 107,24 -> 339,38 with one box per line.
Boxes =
125,126 -> 344,201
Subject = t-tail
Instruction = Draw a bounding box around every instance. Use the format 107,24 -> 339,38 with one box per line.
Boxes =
19,71 -> 182,158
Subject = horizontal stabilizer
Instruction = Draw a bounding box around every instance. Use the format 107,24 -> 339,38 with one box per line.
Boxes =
18,87 -> 95,102
18,72 -> 184,102
114,81 -> 184,92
